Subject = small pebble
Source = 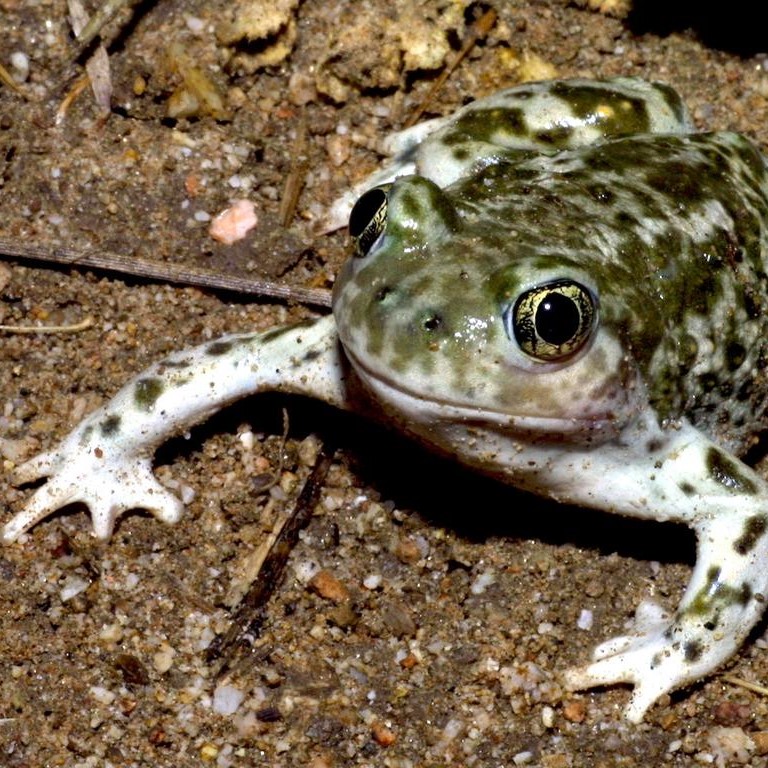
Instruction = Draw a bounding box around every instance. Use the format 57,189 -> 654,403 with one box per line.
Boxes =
10,51 -> 29,82
362,573 -> 382,590
562,699 -> 587,723
308,569 -> 351,603
152,643 -> 176,673
89,685 -> 116,705
576,609 -> 593,630
59,575 -> 89,602
213,684 -> 245,715
394,537 -> 420,564
209,199 -> 258,244
470,570 -> 495,595
371,721 -> 396,746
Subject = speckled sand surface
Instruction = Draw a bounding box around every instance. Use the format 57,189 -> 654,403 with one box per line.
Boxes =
4,2 -> 768,766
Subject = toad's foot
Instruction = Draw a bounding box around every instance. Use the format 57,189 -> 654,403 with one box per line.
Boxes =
4,447 -> 184,542
563,598 -> 740,723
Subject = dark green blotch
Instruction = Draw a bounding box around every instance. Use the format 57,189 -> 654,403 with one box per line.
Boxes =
134,377 -> 165,410
534,125 -> 574,145
100,415 -> 121,436
445,107 -> 527,146
452,147 -> 470,162
654,81 -> 688,124
550,80 -> 651,135
684,640 -> 702,662
644,160 -> 708,202
678,481 -> 696,496
79,424 -> 94,447
706,447 -> 758,495
158,359 -> 192,371
738,582 -> 753,606
734,515 -> 768,555
260,326 -> 294,344
588,184 -> 615,204
726,341 -> 746,372
207,340 -> 233,356
686,565 -> 754,627
421,313 -> 443,332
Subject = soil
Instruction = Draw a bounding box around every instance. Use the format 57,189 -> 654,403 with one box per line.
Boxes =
3,1 -> 768,766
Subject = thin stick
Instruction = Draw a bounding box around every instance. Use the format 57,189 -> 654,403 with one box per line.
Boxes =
55,74 -> 91,124
404,7 -> 497,128
207,443 -> 335,677
278,115 -> 309,226
69,0 -> 137,62
0,317 -> 94,334
0,236 -> 333,309
722,674 -> 768,697
0,60 -> 26,97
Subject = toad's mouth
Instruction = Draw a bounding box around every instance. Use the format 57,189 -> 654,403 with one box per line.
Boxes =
345,348 -> 634,441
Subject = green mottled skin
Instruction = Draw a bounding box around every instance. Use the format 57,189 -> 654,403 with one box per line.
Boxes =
336,131 -> 768,455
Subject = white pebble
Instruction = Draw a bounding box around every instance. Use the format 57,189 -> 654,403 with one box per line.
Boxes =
576,608 -> 593,630
470,570 -> 495,595
238,429 -> 254,450
185,15 -> 205,33
10,51 -> 29,82
179,483 -> 196,505
60,575 -> 89,602
212,684 -> 245,715
89,685 -> 116,705
362,573 -> 382,590
153,643 -> 176,673
293,558 -> 321,584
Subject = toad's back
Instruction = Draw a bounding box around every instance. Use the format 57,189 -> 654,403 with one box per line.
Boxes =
450,131 -> 768,453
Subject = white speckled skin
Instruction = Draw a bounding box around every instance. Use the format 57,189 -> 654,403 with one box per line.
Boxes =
6,78 -> 768,722
4,318 -> 345,540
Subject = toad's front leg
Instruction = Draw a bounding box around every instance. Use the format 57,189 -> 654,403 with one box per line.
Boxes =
562,429 -> 768,721
4,316 -> 347,542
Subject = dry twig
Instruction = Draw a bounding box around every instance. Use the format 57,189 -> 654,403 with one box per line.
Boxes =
278,115 -> 309,226
207,442 -> 335,678
722,674 -> 768,698
0,60 -> 25,96
0,235 -> 333,308
0,317 -> 94,334
404,6 -> 497,128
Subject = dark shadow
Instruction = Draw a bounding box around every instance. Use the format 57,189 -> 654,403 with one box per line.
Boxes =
162,392 -> 694,568
627,0 -> 768,57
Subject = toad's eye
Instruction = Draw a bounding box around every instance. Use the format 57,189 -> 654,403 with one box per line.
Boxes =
504,279 -> 598,361
349,186 -> 389,257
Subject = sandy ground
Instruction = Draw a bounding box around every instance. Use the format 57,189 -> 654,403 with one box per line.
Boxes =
3,1 -> 768,766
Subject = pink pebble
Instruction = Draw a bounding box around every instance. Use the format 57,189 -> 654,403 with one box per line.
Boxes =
209,199 -> 258,245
